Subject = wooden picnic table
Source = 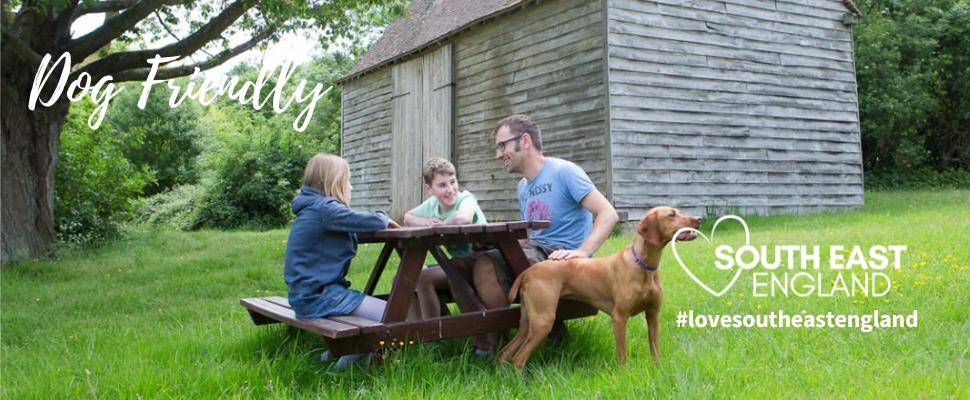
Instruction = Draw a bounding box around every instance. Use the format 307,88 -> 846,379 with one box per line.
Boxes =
241,221 -> 597,357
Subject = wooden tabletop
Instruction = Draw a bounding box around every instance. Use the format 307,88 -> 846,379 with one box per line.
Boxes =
358,220 -> 550,240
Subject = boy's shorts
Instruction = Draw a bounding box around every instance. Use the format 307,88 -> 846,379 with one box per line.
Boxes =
428,252 -> 480,282
482,241 -> 564,294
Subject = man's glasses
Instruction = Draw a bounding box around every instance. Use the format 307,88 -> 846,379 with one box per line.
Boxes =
495,134 -> 524,152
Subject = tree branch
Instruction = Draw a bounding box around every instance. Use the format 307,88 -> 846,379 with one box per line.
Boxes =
1,26 -> 43,69
71,0 -> 180,20
111,27 -> 275,82
73,0 -> 136,17
65,0 -> 172,61
77,0 -> 253,77
153,9 -> 214,58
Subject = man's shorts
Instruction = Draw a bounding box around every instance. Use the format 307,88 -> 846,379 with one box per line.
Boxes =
483,241 -> 564,294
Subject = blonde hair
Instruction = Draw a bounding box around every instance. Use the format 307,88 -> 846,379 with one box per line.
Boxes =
303,153 -> 350,204
422,157 -> 456,185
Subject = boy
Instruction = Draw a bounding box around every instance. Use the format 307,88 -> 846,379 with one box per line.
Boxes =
404,158 -> 487,321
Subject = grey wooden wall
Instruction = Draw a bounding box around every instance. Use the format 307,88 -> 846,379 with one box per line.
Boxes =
341,68 -> 393,211
453,0 -> 610,221
606,0 -> 864,219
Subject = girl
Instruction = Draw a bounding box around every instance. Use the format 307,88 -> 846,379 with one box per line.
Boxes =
284,153 -> 399,369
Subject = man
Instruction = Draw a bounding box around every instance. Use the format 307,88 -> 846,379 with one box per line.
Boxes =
472,114 -> 619,354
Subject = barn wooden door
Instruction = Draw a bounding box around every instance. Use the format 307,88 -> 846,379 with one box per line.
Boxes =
390,44 -> 452,220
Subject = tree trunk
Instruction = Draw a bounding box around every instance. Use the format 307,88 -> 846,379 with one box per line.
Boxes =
1,65 -> 70,265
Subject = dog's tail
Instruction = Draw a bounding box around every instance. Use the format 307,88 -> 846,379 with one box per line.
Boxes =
508,272 -> 525,303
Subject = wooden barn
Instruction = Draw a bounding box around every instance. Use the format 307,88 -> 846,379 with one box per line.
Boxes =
337,0 -> 864,221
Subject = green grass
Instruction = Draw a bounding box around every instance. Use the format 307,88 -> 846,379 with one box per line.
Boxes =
2,190 -> 968,399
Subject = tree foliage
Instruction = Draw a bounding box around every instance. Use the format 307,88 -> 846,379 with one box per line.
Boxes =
55,99 -> 152,244
1,0 -> 404,263
138,52 -> 353,230
107,81 -> 204,196
855,0 -> 970,172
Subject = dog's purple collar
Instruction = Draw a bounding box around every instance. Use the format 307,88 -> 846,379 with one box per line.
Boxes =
630,246 -> 657,271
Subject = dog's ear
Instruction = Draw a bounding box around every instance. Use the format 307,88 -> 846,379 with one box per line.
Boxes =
638,211 -> 661,246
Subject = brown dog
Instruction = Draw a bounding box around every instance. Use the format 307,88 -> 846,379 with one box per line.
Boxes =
497,206 -> 700,369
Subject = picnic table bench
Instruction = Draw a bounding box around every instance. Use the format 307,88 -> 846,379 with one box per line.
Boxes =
240,221 -> 597,356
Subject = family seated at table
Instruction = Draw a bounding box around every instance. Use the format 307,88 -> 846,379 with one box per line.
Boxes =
283,114 -> 619,368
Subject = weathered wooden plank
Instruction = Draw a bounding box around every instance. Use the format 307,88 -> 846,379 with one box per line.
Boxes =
636,0 -> 846,31
459,78 -> 605,117
626,0 -> 853,42
610,109 -> 859,133
239,298 -> 361,339
343,103 -> 391,126
610,57 -> 856,93
609,6 -> 852,54
457,43 -> 603,92
613,182 -> 863,196
609,32 -> 854,76
456,97 -> 604,128
610,145 -> 860,164
616,202 -> 862,220
341,78 -> 390,105
609,70 -> 858,104
778,0 -> 851,13
611,132 -> 860,153
341,83 -> 391,110
613,194 -> 865,208
610,119 -> 858,143
457,61 -> 603,108
610,83 -> 855,114
456,0 -> 602,59
391,57 -> 425,220
612,169 -> 862,185
611,157 -> 861,174
725,2 -> 847,29
458,17 -> 603,78
610,94 -> 859,123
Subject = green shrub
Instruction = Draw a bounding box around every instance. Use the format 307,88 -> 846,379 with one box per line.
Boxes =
55,100 -> 153,244
132,54 -> 350,231
864,168 -> 970,189
855,0 -> 970,171
188,99 -> 324,230
107,81 -> 205,196
136,184 -> 207,230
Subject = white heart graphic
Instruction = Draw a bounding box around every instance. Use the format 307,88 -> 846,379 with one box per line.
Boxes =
671,215 -> 750,297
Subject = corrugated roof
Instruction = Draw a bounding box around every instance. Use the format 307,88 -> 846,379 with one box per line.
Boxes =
340,0 -> 862,82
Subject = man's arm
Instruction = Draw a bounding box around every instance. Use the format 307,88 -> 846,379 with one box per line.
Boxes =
547,189 -> 619,260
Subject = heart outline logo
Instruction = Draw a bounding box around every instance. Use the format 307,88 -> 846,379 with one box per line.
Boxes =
671,215 -> 750,297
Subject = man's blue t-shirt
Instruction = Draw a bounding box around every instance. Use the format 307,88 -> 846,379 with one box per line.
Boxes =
517,157 -> 594,250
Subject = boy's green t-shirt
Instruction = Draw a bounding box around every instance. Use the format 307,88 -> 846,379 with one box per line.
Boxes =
410,190 -> 487,256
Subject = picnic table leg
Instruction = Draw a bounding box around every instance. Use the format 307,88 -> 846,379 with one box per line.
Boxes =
428,246 -> 484,313
496,235 -> 531,277
381,240 -> 428,323
364,240 -> 397,296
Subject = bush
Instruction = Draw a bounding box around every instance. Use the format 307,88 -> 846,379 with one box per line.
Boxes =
864,168 -> 970,190
133,54 -> 350,230
108,81 -> 204,196
193,130 -> 311,229
55,100 -> 153,244
855,0 -> 970,171
136,184 -> 207,230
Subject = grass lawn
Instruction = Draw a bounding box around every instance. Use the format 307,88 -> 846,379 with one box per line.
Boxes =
2,190 -> 968,399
